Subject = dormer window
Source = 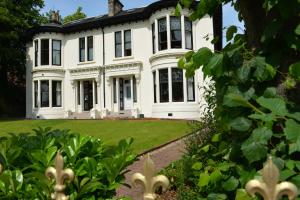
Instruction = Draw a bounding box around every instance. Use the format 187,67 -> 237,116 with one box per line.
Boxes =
41,39 -> 49,65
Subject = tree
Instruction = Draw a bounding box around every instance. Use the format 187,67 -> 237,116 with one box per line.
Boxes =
178,0 -> 300,198
63,6 -> 86,24
0,0 -> 44,117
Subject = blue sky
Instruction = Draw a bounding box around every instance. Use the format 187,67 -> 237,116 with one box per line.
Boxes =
41,0 -> 244,42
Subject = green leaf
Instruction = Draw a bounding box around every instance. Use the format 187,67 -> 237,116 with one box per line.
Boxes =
207,193 -> 227,200
252,57 -> 276,81
295,24 -> 300,35
203,53 -> 223,77
241,127 -> 273,163
280,170 -> 296,181
263,87 -> 277,98
178,58 -> 185,69
284,119 -> 300,141
180,0 -> 193,7
193,47 -> 213,67
222,176 -> 239,191
289,61 -> 300,81
230,117 -> 252,132
256,97 -> 288,116
289,137 -> 300,154
174,3 -> 182,16
235,189 -> 254,200
223,93 -> 251,108
198,172 -> 210,187
249,113 -> 275,122
211,133 -> 221,142
226,26 -> 237,41
237,63 -> 251,82
192,162 -> 203,170
210,169 -> 222,183
287,112 -> 300,122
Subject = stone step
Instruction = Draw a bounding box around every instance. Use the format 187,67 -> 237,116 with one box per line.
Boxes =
72,112 -> 91,119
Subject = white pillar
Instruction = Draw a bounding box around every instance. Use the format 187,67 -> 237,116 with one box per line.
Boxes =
92,80 -> 96,109
168,67 -> 172,103
181,15 -> 185,49
130,75 -> 134,108
166,14 -> 171,50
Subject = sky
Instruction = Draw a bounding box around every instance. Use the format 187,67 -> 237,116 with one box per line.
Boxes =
41,0 -> 244,44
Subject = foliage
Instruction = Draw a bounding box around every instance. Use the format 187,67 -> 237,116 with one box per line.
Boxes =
63,7 -> 87,24
171,0 -> 300,199
40,9 -> 63,24
0,127 -> 136,199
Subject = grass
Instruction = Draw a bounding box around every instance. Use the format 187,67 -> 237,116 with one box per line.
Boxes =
0,119 -> 191,153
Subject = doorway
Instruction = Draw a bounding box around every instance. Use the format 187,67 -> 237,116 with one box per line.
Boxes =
83,81 -> 93,111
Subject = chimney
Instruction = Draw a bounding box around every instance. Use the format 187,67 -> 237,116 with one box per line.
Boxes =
108,0 -> 124,17
50,10 -> 61,24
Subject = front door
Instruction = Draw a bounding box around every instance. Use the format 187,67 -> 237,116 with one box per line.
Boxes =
124,79 -> 132,110
83,81 -> 93,111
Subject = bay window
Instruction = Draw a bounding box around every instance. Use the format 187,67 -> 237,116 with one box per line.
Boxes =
158,18 -> 167,50
124,30 -> 132,56
41,39 -> 49,65
115,31 -> 122,58
52,40 -> 61,66
172,68 -> 184,102
170,17 -> 182,48
79,37 -> 85,62
159,69 -> 169,102
52,81 -> 62,107
41,80 -> 49,107
87,36 -> 93,61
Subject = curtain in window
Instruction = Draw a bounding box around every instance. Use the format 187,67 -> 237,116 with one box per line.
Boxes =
52,81 -> 62,107
159,69 -> 169,102
187,76 -> 195,101
52,40 -> 61,65
185,18 -> 193,49
115,31 -> 122,57
41,80 -> 49,107
170,17 -> 182,48
158,18 -> 167,50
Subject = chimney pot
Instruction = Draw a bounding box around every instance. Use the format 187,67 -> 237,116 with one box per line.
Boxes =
108,0 -> 123,16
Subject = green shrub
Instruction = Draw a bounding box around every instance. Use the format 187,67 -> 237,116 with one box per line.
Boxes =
0,127 -> 136,199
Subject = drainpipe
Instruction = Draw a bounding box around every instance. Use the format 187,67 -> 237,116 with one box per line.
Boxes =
101,27 -> 106,108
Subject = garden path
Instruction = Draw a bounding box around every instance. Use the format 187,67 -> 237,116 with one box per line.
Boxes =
116,138 -> 186,199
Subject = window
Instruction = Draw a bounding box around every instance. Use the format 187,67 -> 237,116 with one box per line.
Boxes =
170,17 -> 182,48
95,82 -> 98,104
172,68 -> 184,102
152,23 -> 156,54
34,40 -> 38,66
34,81 -> 38,107
87,36 -> 93,61
40,80 -> 49,107
41,39 -> 49,65
52,40 -> 61,66
158,18 -> 167,50
124,30 -> 132,56
187,76 -> 195,101
113,78 -> 117,103
159,69 -> 169,102
115,31 -> 122,58
52,81 -> 62,107
133,76 -> 137,103
79,37 -> 85,62
77,81 -> 81,105
153,71 -> 157,103
185,17 -> 193,50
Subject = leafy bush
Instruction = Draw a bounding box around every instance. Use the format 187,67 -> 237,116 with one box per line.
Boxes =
0,127 -> 136,199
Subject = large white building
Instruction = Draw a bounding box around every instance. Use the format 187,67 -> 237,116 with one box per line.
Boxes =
26,0 -> 221,119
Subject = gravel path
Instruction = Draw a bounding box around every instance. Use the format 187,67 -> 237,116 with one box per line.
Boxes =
116,139 -> 186,199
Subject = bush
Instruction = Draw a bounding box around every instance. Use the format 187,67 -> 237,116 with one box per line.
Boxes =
0,127 -> 136,199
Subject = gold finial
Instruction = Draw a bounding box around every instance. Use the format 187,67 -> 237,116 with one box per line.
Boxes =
131,154 -> 170,200
45,152 -> 74,200
245,157 -> 298,200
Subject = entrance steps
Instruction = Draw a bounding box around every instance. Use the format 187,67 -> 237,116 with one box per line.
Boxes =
106,110 -> 133,119
71,112 -> 91,119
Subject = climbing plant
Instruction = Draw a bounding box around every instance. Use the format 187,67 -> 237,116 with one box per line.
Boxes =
175,0 -> 300,198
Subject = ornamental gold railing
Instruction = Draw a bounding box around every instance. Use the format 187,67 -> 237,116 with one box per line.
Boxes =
0,153 -> 299,200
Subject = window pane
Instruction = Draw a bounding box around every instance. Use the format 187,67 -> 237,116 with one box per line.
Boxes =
41,80 -> 49,107
115,31 -> 122,57
133,76 -> 137,102
170,17 -> 182,48
159,69 -> 169,102
124,30 -> 132,56
158,18 -> 167,50
187,76 -> 195,101
34,81 -> 38,107
113,78 -> 117,103
52,81 -> 62,107
41,39 -> 49,65
79,38 -> 85,62
87,36 -> 93,61
77,81 -> 81,105
52,40 -> 61,65
185,18 -> 193,49
172,68 -> 184,102
152,23 -> 156,54
153,71 -> 156,103
34,40 -> 38,66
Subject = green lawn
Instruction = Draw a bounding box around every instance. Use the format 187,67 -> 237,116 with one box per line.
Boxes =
0,119 -> 191,153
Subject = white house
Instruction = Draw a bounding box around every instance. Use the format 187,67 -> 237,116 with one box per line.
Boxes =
26,0 -> 221,119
